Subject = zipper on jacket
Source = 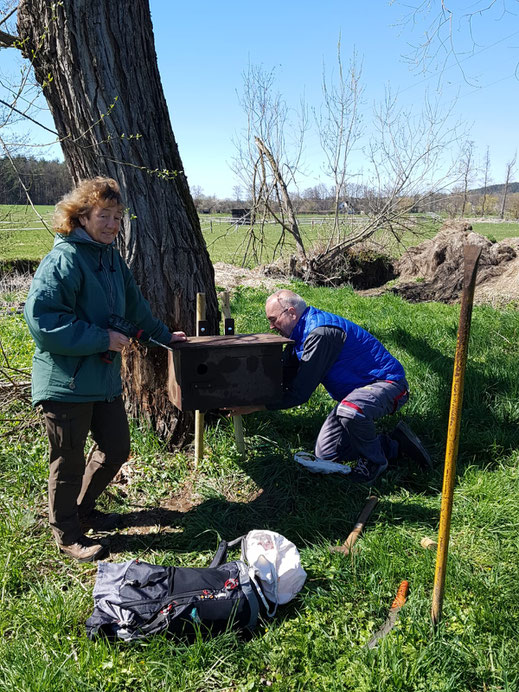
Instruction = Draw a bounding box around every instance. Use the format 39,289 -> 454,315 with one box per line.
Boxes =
100,247 -> 117,400
68,356 -> 85,390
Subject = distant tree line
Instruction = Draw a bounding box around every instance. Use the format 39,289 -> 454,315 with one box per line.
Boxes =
192,181 -> 519,220
0,156 -> 72,205
2,155 -> 518,221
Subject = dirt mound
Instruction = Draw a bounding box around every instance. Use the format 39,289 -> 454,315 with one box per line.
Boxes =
262,244 -> 396,289
392,221 -> 519,305
214,220 -> 519,307
213,262 -> 282,292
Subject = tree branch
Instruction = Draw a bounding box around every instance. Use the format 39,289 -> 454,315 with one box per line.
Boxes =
0,27 -> 18,47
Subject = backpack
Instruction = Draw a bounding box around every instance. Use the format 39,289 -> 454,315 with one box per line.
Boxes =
240,530 -> 307,616
86,532 -> 306,642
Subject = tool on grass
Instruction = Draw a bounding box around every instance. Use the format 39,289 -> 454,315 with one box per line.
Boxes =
431,244 -> 481,628
367,580 -> 409,649
330,495 -> 378,555
100,314 -> 173,363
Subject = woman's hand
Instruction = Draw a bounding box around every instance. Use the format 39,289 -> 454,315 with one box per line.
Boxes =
170,331 -> 187,343
108,329 -> 130,351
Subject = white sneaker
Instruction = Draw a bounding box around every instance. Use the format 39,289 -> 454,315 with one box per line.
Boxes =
294,451 -> 351,475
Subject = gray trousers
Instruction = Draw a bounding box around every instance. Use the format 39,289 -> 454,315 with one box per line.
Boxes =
315,379 -> 409,467
41,397 -> 130,545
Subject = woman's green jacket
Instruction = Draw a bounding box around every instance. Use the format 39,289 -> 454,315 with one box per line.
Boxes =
24,229 -> 171,405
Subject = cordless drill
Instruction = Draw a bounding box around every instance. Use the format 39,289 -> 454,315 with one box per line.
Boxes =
100,314 -> 171,363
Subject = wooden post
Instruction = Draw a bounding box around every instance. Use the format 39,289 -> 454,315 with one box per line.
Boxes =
431,245 -> 481,627
194,293 -> 206,467
221,291 -> 246,458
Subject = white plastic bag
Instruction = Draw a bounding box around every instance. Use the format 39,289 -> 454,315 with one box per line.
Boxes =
241,530 -> 307,615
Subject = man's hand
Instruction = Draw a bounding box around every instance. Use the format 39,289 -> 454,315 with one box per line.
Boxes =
224,404 -> 266,416
169,331 -> 187,343
108,329 -> 130,351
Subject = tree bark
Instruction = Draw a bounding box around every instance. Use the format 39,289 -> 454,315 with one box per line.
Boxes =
17,0 -> 218,446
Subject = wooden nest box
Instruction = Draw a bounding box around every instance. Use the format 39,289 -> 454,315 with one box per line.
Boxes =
167,333 -> 293,411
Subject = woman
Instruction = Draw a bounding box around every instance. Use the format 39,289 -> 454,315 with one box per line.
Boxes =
24,177 -> 186,562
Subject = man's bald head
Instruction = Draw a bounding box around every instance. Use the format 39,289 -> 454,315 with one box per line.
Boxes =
265,290 -> 307,337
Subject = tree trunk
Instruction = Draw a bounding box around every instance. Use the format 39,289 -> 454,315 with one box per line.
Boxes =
17,0 -> 218,446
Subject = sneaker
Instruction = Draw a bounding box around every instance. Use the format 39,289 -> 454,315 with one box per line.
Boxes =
348,458 -> 388,484
58,535 -> 108,562
79,509 -> 121,532
391,421 -> 432,470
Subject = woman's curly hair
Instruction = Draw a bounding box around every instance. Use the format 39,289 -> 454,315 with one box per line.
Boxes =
53,177 -> 124,235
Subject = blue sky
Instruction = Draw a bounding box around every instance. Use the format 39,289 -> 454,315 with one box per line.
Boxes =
1,1 -> 517,198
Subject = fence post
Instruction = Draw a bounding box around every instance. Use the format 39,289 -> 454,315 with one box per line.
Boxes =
194,293 -> 206,467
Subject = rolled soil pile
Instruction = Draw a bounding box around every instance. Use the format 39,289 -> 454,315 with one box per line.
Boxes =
392,221 -> 519,305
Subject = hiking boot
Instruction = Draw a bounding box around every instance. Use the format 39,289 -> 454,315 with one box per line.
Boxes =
58,535 -> 109,563
348,458 -> 388,484
79,509 -> 121,532
391,421 -> 432,470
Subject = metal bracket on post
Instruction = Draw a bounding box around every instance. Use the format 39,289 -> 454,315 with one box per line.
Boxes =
197,320 -> 209,336
224,318 -> 235,335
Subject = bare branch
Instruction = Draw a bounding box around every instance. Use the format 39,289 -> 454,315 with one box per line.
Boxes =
0,6 -> 17,29
500,150 -> 516,218
393,0 -> 519,83
255,136 -> 306,257
315,40 -> 364,245
0,135 -> 54,236
231,62 -> 308,264
0,27 -> 18,47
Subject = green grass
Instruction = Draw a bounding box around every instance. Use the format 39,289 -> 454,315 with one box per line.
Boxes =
3,205 -> 519,266
469,221 -> 519,243
0,205 -> 55,261
1,284 -> 519,690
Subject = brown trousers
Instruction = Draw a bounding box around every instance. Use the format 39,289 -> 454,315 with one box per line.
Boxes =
41,397 -> 130,545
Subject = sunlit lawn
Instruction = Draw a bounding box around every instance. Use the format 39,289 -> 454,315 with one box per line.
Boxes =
1,284 -> 519,690
2,204 -> 519,266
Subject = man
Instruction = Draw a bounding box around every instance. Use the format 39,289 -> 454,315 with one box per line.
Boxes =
229,289 -> 431,483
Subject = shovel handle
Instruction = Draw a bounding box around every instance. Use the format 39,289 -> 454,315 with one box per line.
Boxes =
331,495 -> 379,555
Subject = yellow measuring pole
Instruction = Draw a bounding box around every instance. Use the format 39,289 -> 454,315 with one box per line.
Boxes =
431,244 -> 482,627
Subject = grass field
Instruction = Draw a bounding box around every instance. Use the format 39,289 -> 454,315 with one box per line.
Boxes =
1,283 -> 519,690
1,204 -> 519,266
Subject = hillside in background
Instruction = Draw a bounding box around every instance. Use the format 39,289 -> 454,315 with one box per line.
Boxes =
470,182 -> 519,195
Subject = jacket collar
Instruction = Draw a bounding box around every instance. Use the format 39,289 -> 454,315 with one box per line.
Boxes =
54,227 -> 115,249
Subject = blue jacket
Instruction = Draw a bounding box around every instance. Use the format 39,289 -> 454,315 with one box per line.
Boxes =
290,306 -> 405,401
24,229 -> 171,405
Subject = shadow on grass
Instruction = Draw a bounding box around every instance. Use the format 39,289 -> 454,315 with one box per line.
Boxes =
108,447 -> 441,557
378,326 -> 519,467
108,317 -> 518,557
